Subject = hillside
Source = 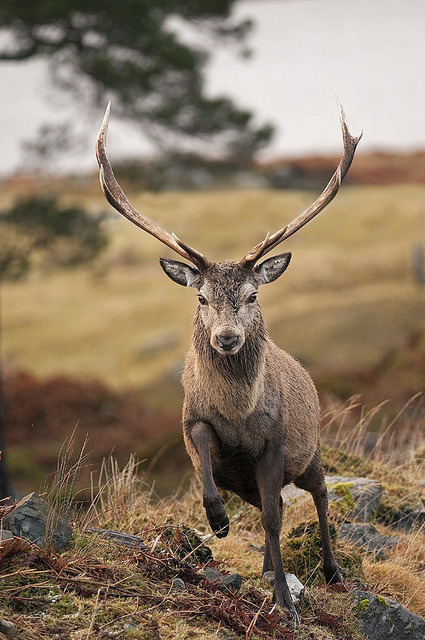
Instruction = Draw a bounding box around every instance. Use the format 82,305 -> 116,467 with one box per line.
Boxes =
1,429 -> 424,639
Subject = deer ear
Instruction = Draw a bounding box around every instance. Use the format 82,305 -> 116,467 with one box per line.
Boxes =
254,252 -> 292,285
160,258 -> 201,288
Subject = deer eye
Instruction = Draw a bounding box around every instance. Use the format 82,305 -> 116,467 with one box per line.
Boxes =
247,292 -> 257,304
198,294 -> 208,305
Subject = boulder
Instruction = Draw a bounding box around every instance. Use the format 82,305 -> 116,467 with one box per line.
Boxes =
339,523 -> 398,559
325,476 -> 382,522
352,590 -> 425,640
2,492 -> 72,551
281,476 -> 383,522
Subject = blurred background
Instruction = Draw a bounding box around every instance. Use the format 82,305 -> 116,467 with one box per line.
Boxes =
1,0 -> 424,499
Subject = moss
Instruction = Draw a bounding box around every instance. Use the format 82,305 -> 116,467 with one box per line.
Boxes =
281,520 -> 362,586
356,598 -> 370,611
331,482 -> 356,514
376,595 -> 388,608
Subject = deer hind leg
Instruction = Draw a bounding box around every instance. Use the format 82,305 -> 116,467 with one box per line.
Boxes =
256,447 -> 300,624
294,448 -> 343,584
190,422 -> 229,538
262,496 -> 283,574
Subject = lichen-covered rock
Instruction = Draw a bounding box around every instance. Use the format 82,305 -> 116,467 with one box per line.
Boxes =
2,492 -> 72,551
352,590 -> 425,640
339,523 -> 398,559
325,476 -> 382,522
280,476 -> 383,522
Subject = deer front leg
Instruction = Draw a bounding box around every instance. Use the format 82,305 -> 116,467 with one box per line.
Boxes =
191,422 -> 230,538
256,446 -> 300,625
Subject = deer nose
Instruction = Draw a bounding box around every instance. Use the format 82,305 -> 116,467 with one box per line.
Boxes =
217,335 -> 239,351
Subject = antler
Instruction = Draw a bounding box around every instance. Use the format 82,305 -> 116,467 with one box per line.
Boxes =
239,101 -> 362,268
96,102 -> 212,271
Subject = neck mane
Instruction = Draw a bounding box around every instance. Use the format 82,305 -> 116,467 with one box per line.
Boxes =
192,309 -> 268,383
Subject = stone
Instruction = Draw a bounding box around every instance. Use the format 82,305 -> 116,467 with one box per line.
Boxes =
325,476 -> 382,522
172,577 -> 186,590
339,523 -> 398,559
383,508 -> 425,532
262,571 -> 306,604
2,492 -> 72,551
0,620 -> 16,638
88,528 -> 147,550
280,484 -> 307,505
352,590 -> 425,640
281,476 -> 383,522
203,567 -> 243,592
0,530 -> 13,544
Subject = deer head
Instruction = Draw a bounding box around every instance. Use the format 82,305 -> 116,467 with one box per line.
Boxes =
96,102 -> 361,355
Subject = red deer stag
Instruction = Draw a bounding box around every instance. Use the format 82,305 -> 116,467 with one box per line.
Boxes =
96,103 -> 361,623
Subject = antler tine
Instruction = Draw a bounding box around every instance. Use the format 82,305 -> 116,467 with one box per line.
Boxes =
239,102 -> 362,268
96,102 -> 212,271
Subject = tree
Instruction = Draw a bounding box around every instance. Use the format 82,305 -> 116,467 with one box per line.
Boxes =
0,1 -> 273,159
0,196 -> 108,281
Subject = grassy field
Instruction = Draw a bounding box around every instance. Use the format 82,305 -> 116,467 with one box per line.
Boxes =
2,183 -> 425,407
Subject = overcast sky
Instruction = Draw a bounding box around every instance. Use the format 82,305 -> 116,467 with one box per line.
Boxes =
1,0 -> 425,175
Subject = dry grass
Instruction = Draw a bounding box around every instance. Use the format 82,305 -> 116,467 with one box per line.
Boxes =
2,405 -> 425,639
2,184 -> 425,402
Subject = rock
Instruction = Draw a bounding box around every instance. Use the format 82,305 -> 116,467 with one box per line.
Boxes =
381,508 -> 425,532
0,530 -> 13,544
262,571 -> 306,604
203,567 -> 243,592
281,476 -> 383,522
325,476 -> 382,522
280,484 -> 307,505
339,523 -> 398,559
172,577 -> 186,590
0,620 -> 16,638
88,528 -> 147,550
2,492 -> 72,551
352,590 -> 425,640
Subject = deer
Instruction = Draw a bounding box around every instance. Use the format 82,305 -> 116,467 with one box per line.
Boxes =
96,102 -> 361,623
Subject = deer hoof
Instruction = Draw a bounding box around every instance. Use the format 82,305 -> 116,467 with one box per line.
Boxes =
324,564 -> 344,585
209,513 -> 230,538
204,497 -> 230,538
276,602 -> 300,626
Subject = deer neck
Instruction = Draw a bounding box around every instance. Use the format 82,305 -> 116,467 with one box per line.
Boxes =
191,310 -> 268,418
